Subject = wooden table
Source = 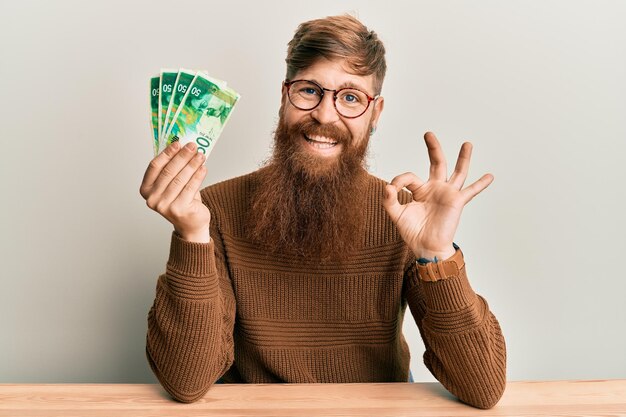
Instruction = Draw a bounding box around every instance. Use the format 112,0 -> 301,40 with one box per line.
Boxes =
1,380 -> 625,416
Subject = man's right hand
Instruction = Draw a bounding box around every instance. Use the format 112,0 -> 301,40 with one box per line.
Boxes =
140,141 -> 211,243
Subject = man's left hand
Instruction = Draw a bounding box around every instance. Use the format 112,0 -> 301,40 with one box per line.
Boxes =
383,131 -> 494,261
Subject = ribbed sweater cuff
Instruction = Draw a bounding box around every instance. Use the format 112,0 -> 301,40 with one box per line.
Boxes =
165,232 -> 219,299
420,266 -> 477,312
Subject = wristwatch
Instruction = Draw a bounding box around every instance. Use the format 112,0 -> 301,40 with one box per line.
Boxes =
416,243 -> 464,282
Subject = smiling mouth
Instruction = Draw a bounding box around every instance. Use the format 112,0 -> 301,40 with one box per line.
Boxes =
304,134 -> 339,149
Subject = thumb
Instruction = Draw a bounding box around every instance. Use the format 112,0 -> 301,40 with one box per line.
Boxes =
383,184 -> 403,223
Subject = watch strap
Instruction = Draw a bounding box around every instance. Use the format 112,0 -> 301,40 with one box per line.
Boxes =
416,246 -> 465,282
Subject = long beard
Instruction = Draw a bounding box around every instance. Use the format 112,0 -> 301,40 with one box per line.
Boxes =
247,111 -> 371,263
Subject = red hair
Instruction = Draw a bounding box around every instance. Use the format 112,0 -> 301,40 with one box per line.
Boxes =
286,14 -> 387,94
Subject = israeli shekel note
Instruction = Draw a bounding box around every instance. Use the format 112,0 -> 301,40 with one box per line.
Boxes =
162,72 -> 227,141
149,76 -> 160,155
160,70 -> 181,144
165,73 -> 240,160
162,69 -> 197,146
158,69 -> 178,149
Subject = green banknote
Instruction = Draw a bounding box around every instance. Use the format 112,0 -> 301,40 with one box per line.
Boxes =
158,69 -> 178,147
164,73 -> 240,160
161,69 -> 197,149
149,76 -> 160,155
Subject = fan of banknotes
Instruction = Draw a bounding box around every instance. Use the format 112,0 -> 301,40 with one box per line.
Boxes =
149,69 -> 240,160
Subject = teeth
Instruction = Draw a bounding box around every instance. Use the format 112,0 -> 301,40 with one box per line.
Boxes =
307,135 -> 337,145
309,141 -> 335,149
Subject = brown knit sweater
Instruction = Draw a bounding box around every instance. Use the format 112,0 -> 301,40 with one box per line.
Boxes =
146,171 -> 506,409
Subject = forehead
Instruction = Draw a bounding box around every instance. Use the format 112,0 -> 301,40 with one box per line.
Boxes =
292,58 -> 375,93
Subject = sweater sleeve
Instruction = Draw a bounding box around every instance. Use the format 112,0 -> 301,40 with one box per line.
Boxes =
403,249 -> 507,409
145,222 -> 236,403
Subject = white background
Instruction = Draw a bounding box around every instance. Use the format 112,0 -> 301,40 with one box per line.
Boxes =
1,0 -> 624,383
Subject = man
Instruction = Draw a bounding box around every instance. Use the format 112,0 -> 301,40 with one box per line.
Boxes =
140,15 -> 506,409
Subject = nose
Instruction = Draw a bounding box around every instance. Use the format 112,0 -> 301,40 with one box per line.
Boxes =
310,92 -> 340,124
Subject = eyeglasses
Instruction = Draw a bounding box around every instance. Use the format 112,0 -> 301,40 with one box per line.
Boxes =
284,79 -> 379,119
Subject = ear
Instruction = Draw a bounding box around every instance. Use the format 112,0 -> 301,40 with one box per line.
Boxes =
370,96 -> 385,130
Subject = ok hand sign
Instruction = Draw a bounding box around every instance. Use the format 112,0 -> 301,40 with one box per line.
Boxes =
383,132 -> 494,261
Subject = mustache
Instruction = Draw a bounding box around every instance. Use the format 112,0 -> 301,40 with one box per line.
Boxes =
293,119 -> 352,145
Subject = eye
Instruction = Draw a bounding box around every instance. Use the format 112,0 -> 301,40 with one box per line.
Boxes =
299,87 -> 319,96
339,90 -> 363,105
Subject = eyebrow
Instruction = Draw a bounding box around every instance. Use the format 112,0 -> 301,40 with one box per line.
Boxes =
310,79 -> 369,92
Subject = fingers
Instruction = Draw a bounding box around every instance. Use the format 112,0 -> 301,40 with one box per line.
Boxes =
146,142 -> 200,200
382,184 -> 405,222
461,173 -> 494,203
424,132 -> 447,181
389,172 -> 425,195
169,165 -> 207,215
158,151 -> 207,208
140,141 -> 181,197
448,142 -> 473,189
144,142 -> 206,211
384,172 -> 424,222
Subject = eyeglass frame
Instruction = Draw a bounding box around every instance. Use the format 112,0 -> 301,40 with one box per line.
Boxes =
283,79 -> 380,119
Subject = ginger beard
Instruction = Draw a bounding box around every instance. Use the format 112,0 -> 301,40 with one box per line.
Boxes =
248,106 -> 372,263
